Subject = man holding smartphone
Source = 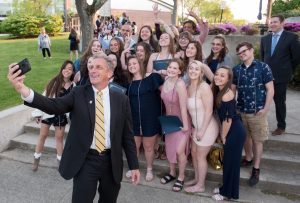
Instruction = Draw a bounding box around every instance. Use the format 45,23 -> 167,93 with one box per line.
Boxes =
7,55 -> 140,202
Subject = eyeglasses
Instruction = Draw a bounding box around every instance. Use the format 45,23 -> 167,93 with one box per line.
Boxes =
236,49 -> 249,55
179,37 -> 189,41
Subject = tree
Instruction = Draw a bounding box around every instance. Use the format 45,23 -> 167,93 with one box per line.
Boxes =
184,0 -> 233,23
12,0 -> 52,15
272,0 -> 300,18
75,0 -> 108,52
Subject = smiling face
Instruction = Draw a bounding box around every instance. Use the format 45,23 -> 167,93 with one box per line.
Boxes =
136,45 -> 145,61
188,62 -> 203,82
183,22 -> 194,34
88,58 -> 112,88
179,35 -> 190,48
109,39 -> 120,53
91,41 -> 102,55
237,45 -> 254,63
128,57 -> 141,75
214,68 -> 229,88
62,63 -> 74,80
140,26 -> 151,42
159,33 -> 171,47
269,17 -> 284,33
107,54 -> 117,69
211,38 -> 224,55
167,61 -> 181,78
186,43 -> 197,58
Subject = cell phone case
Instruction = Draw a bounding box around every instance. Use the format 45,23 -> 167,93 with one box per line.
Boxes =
15,58 -> 31,75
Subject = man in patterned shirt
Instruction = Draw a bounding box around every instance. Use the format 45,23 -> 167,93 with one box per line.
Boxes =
232,42 -> 274,187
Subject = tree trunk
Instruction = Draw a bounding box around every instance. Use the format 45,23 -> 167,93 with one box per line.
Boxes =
75,0 -> 107,52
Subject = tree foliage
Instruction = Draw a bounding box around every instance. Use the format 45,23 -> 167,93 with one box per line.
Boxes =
2,14 -> 63,37
12,0 -> 53,15
272,0 -> 300,18
184,0 -> 233,23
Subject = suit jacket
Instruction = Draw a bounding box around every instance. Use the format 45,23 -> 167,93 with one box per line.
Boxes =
260,30 -> 300,83
25,84 -> 139,183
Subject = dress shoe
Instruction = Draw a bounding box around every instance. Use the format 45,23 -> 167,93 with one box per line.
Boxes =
272,128 -> 285,136
32,157 -> 40,171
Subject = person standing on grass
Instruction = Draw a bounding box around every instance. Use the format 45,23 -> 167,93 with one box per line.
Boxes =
38,28 -> 52,59
68,28 -> 79,61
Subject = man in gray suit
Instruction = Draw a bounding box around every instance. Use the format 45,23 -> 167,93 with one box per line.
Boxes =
260,14 -> 300,135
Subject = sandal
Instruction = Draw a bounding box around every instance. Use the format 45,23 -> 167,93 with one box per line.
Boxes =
145,168 -> 154,182
172,179 -> 184,192
213,187 -> 220,194
160,174 -> 176,184
212,194 -> 225,201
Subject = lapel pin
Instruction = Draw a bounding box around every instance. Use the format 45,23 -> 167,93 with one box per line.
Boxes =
89,100 -> 93,104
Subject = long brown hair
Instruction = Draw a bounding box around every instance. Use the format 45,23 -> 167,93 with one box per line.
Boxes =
127,55 -> 145,82
136,42 -> 152,71
211,66 -> 233,109
80,39 -> 101,77
137,25 -> 159,52
206,35 -> 229,65
108,37 -> 124,57
183,41 -> 203,70
158,32 -> 175,57
46,60 -> 75,98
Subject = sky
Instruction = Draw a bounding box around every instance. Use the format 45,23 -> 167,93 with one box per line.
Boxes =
111,0 -> 268,23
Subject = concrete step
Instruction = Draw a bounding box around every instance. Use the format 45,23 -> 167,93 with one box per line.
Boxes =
0,148 -> 298,203
10,133 -> 66,153
23,121 -> 300,155
11,133 -> 300,172
265,133 -> 300,154
126,154 -> 300,196
23,121 -> 69,137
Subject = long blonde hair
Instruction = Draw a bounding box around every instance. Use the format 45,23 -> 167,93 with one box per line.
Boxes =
188,60 -> 205,87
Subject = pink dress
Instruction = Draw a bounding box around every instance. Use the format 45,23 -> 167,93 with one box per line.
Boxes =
187,97 -> 219,146
161,88 -> 191,164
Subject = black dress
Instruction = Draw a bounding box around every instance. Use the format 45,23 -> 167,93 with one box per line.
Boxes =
127,73 -> 163,137
217,99 -> 246,199
69,33 -> 78,51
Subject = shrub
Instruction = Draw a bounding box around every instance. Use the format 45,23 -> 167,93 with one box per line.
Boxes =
2,13 -> 63,37
240,25 -> 259,35
209,23 -> 237,35
284,23 -> 300,32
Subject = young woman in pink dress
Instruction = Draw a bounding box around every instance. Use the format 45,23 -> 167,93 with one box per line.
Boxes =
184,60 -> 219,193
160,58 -> 190,192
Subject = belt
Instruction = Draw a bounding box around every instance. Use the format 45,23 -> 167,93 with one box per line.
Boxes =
89,148 -> 111,156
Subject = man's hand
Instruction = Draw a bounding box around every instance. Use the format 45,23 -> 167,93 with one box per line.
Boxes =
256,108 -> 268,116
131,169 -> 140,185
7,63 -> 30,97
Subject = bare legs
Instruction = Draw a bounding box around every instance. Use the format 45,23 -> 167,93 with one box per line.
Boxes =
244,136 -> 263,168
70,50 -> 78,61
185,141 -> 211,193
134,135 -> 157,181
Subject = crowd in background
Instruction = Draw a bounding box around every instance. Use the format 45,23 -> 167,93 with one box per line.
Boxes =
32,3 -> 300,202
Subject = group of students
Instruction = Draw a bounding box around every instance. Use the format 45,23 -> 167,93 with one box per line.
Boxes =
29,9 -> 300,202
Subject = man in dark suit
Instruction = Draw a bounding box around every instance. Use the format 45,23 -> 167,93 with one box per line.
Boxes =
260,14 -> 300,135
8,55 -> 140,203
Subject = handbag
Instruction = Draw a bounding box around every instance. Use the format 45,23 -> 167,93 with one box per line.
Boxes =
208,140 -> 224,170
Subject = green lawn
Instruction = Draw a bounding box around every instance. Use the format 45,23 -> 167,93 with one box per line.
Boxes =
0,34 -> 74,110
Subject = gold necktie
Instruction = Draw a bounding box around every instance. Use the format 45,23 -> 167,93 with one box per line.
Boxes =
95,92 -> 106,153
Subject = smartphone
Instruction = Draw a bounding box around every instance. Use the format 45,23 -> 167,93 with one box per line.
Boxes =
130,48 -> 136,55
13,58 -> 31,76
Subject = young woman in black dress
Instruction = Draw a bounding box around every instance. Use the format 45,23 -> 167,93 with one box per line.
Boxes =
211,66 -> 246,201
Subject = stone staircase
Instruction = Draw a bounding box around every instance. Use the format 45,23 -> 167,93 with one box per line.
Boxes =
1,121 -> 300,202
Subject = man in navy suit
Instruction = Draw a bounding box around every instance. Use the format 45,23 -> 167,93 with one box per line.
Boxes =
8,55 -> 140,203
260,14 -> 300,135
